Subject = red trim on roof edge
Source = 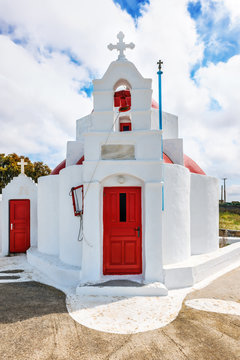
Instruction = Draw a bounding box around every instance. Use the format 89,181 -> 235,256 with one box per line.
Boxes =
76,155 -> 84,165
51,159 -> 66,175
163,153 -> 173,164
184,154 -> 206,175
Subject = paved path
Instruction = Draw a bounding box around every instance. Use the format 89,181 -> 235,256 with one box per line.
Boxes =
0,268 -> 240,360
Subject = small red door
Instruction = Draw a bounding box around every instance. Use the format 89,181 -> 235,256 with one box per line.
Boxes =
9,200 -> 30,253
103,187 -> 142,275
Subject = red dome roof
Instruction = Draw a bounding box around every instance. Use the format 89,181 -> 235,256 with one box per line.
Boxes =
51,156 -> 84,175
51,159 -> 66,175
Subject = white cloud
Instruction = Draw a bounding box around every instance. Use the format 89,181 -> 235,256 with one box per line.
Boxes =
0,0 -> 137,167
227,184 -> 240,202
0,34 -> 93,166
192,55 -> 240,178
223,0 -> 240,25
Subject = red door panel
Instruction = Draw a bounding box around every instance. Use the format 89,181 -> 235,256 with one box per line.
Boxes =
103,187 -> 142,275
9,200 -> 30,253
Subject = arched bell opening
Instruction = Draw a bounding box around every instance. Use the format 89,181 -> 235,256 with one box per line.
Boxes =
113,80 -> 132,132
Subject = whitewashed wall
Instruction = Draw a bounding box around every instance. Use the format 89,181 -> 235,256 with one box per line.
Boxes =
84,130 -> 162,162
38,175 -> 60,256
1,174 -> 37,256
163,164 -> 191,265
151,109 -> 178,139
163,139 -> 184,165
66,141 -> 84,167
59,165 -> 83,267
190,173 -> 219,254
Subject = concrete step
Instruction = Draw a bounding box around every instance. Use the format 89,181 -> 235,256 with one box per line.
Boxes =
27,247 -> 81,287
76,280 -> 168,296
164,242 -> 240,289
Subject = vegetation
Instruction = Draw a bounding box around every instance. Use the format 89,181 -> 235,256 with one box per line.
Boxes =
219,211 -> 240,230
0,153 -> 51,194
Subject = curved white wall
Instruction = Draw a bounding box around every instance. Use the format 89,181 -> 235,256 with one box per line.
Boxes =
163,164 -> 191,265
38,175 -> 59,256
59,165 -> 83,267
190,174 -> 219,254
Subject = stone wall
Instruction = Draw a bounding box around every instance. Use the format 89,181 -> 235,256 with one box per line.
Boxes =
220,203 -> 240,215
219,228 -> 240,237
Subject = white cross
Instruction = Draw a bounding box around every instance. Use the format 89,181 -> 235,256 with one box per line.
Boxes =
17,158 -> 28,174
108,32 -> 135,61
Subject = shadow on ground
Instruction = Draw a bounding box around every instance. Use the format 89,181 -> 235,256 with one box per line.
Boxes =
0,270 -> 240,360
0,282 -> 66,323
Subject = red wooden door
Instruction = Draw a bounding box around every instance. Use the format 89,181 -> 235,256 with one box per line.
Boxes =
9,200 -> 30,253
103,187 -> 142,275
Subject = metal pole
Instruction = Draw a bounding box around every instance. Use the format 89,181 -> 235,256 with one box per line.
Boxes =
221,185 -> 223,203
222,178 -> 227,203
157,60 -> 163,131
157,60 -> 164,211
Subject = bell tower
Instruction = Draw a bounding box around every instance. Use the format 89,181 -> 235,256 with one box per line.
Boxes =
91,32 -> 153,132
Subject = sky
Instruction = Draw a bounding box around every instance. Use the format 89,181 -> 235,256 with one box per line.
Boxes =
0,0 -> 239,201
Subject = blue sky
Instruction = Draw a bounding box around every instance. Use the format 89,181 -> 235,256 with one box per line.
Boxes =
114,0 -> 149,20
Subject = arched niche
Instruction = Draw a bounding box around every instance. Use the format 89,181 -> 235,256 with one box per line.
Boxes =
119,115 -> 132,132
101,173 -> 143,188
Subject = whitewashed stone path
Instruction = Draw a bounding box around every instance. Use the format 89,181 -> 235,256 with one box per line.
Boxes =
185,298 -> 240,316
66,290 -> 187,334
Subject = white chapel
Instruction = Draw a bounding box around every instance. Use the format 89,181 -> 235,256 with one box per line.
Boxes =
1,32 -> 224,294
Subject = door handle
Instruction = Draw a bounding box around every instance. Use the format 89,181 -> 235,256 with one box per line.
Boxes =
135,226 -> 140,237
10,223 -> 13,231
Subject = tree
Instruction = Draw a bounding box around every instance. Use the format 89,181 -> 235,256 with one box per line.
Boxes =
0,153 -> 51,194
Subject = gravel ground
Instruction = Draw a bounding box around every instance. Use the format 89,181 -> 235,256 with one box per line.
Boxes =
0,268 -> 240,360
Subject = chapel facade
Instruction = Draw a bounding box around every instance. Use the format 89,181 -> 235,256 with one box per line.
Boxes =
0,33 -> 219,292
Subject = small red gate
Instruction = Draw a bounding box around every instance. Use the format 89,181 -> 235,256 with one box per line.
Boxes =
103,187 -> 142,275
9,199 -> 30,253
